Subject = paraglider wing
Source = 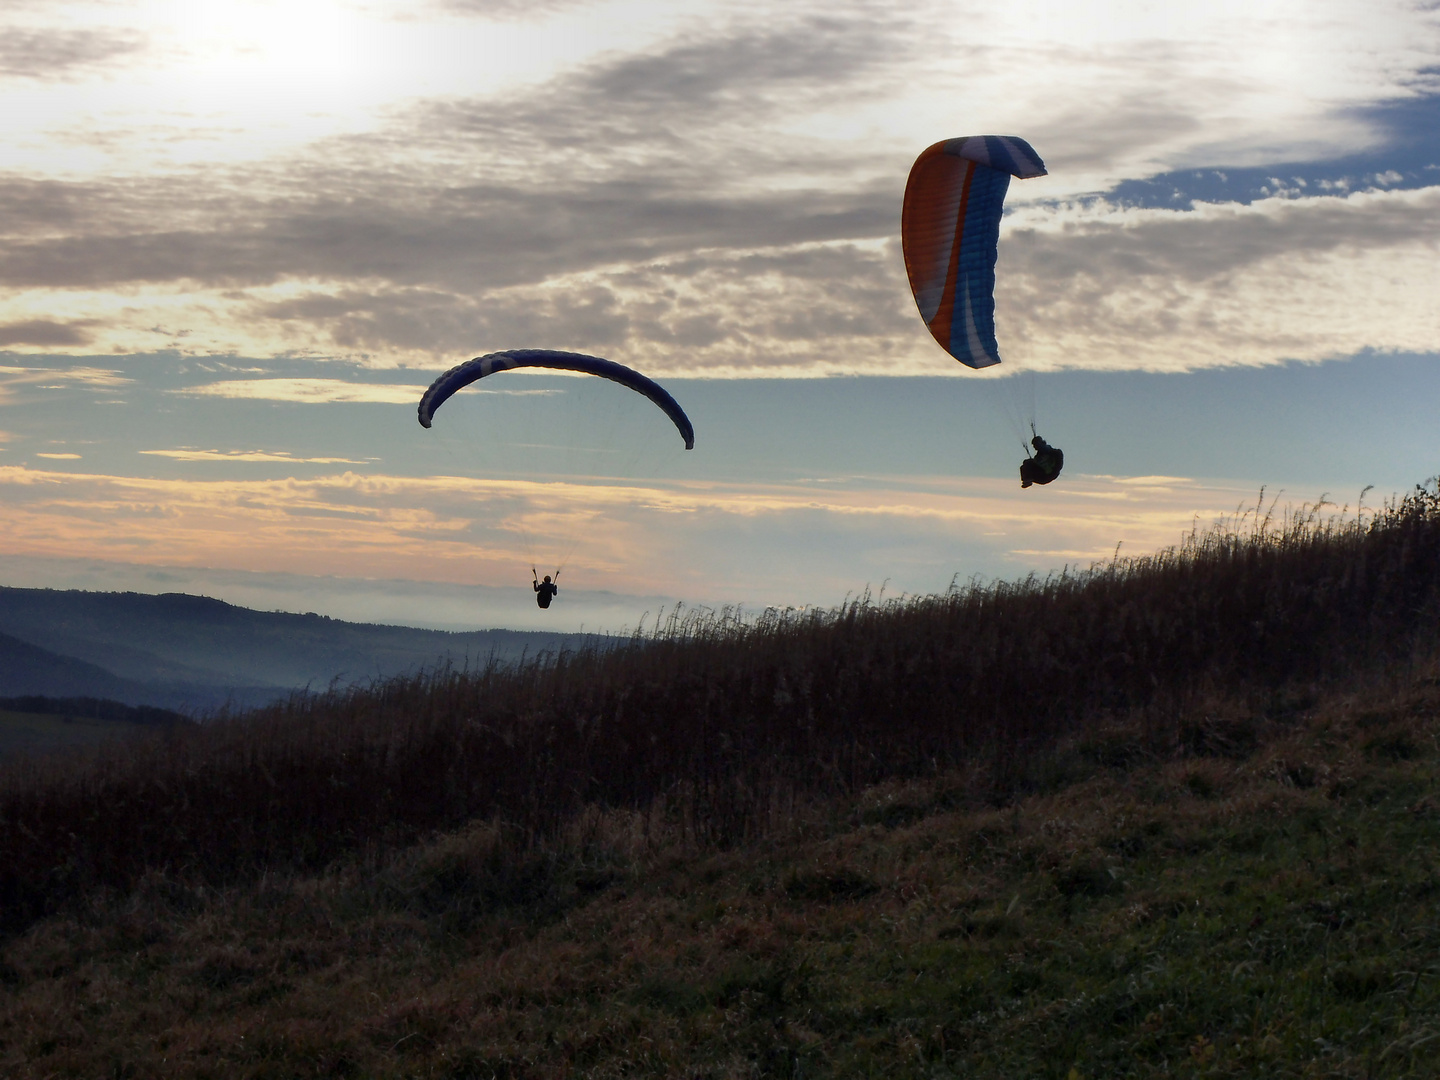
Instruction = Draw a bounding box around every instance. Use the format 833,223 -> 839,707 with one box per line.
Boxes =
417,349 -> 695,450
901,136 -> 1046,369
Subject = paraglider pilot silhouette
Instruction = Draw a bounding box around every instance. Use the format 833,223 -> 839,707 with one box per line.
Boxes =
533,569 -> 559,609
1020,429 -> 1063,489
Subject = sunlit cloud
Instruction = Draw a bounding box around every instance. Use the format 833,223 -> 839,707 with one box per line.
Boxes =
0,461 -> 1268,602
998,185 -> 1440,372
0,362 -> 130,404
0,364 -> 129,387
33,452 -> 81,459
0,180 -> 1432,375
138,448 -> 371,464
173,378 -> 427,403
1109,475 -> 1196,486
1010,548 -> 1118,560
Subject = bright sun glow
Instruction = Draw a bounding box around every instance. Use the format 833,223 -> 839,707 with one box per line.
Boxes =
1,0 -> 712,174
165,0 -> 360,83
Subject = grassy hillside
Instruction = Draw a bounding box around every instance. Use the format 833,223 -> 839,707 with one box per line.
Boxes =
0,661 -> 1436,1077
0,483 -> 1437,1075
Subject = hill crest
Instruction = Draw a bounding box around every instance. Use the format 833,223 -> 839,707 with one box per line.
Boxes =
0,585 -> 604,715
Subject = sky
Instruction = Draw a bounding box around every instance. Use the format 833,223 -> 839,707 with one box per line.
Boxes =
0,0 -> 1437,632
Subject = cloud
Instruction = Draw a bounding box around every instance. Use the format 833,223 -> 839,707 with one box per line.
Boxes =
139,449 -> 371,464
1109,475 -> 1197,487
0,362 -> 130,388
998,185 -> 1440,370
2,177 -> 1434,375
0,318 -> 96,346
1010,185 -> 1440,282
0,459 -> 1275,602
0,0 -> 1436,373
0,11 -> 907,300
0,27 -> 145,81
173,378 -> 427,404
437,0 -> 603,18
563,13 -> 905,121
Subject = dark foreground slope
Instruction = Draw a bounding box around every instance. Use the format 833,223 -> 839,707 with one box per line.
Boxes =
0,660 -> 1436,1078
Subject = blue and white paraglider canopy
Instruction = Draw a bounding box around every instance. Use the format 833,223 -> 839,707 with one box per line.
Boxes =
418,349 -> 694,450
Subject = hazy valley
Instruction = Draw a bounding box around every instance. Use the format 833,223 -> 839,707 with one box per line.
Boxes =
0,586 -> 602,722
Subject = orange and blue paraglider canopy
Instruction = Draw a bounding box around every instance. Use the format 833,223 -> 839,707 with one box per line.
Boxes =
901,136 -> 1046,369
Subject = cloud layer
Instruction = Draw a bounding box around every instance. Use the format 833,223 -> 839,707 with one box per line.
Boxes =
0,0 -> 1435,373
0,459 -> 1268,616
0,27 -> 145,81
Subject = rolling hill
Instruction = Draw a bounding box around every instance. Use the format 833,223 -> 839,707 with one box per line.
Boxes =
0,586 -> 603,714
0,629 -> 169,704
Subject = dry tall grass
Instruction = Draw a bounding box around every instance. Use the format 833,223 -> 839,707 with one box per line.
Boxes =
3,483 -> 1438,935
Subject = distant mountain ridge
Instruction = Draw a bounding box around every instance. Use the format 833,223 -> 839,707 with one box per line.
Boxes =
0,587 -> 603,713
